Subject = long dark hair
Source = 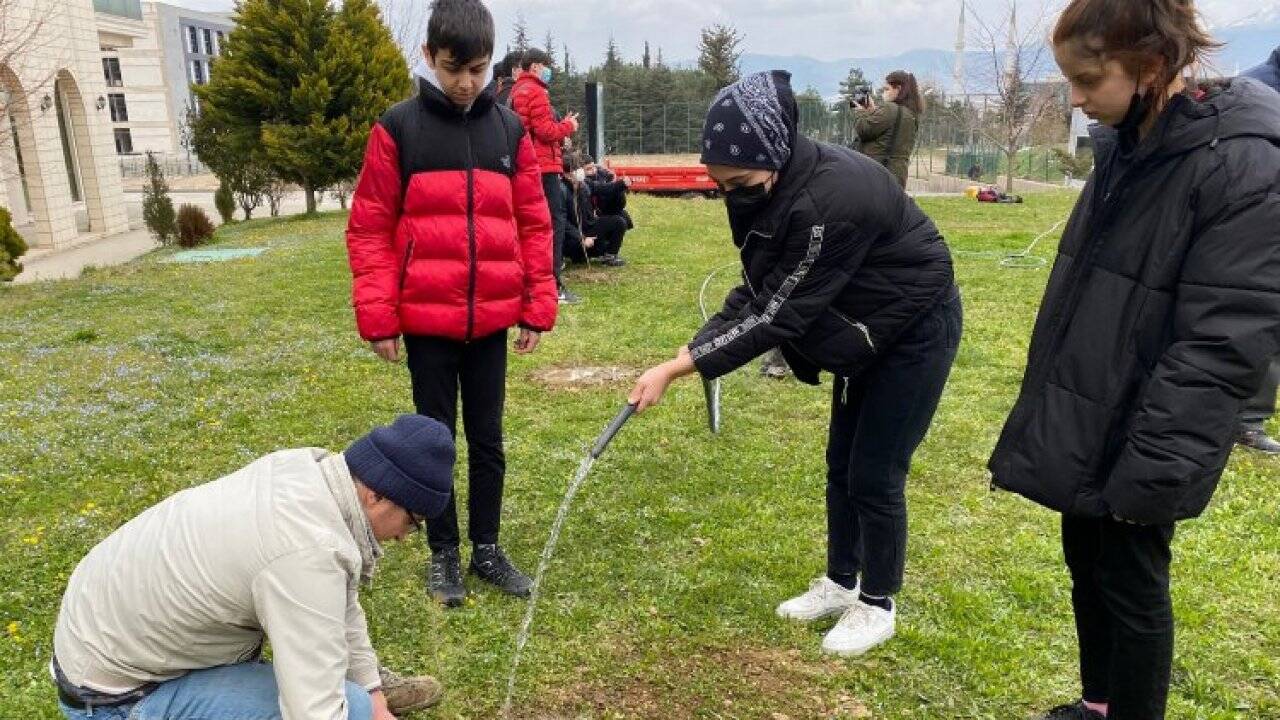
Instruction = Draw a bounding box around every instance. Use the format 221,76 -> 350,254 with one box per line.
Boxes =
885,70 -> 924,116
1052,0 -> 1219,119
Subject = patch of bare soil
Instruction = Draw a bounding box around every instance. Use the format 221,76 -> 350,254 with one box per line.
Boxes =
517,644 -> 873,719
531,366 -> 638,390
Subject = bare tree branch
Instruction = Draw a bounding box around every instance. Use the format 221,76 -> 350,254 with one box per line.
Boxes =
379,0 -> 426,71
0,0 -> 54,186
965,0 -> 1063,192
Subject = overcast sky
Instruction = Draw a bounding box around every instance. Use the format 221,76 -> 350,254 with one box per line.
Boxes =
167,0 -> 1267,64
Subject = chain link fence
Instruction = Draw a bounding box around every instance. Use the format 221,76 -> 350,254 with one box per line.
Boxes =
594,94 -> 1083,186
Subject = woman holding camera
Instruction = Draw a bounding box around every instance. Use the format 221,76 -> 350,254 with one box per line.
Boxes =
853,70 -> 924,187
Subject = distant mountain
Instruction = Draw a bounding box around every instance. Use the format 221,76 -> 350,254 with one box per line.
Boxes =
731,17 -> 1280,99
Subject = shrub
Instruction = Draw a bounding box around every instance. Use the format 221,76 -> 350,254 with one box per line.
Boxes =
214,181 -> 236,223
175,204 -> 215,248
0,206 -> 28,282
141,152 -> 177,244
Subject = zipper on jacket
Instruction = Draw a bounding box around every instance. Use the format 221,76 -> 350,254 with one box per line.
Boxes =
464,114 -> 478,341
841,376 -> 850,405
830,307 -> 877,353
399,237 -> 417,291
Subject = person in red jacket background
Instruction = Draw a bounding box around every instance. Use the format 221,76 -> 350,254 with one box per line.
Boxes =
345,0 -> 557,607
510,47 -> 582,305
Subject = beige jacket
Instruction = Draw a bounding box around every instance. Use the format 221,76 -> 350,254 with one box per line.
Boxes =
53,449 -> 382,720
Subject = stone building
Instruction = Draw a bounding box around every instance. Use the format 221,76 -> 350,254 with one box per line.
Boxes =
1,0 -> 135,249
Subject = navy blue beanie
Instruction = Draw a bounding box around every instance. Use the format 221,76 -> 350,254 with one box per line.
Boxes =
700,70 -> 798,171
344,414 -> 455,519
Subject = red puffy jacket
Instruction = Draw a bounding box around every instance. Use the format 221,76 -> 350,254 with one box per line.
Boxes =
510,73 -> 576,174
347,79 -> 558,342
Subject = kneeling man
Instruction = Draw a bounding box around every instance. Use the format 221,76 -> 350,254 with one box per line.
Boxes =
53,414 -> 453,720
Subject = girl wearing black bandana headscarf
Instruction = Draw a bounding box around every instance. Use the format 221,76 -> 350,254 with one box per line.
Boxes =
628,70 -> 962,657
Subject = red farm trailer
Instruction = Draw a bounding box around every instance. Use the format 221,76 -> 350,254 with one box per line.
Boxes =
605,164 -> 718,196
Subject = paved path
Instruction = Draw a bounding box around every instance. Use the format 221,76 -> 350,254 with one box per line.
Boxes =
11,190 -> 319,284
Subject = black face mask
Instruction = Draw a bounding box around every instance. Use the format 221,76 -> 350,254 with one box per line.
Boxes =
1115,91 -> 1150,135
724,181 -> 773,214
723,181 -> 772,242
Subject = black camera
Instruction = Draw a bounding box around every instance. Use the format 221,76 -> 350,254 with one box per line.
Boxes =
849,82 -> 873,108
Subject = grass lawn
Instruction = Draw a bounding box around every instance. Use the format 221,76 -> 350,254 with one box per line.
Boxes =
2,192 -> 1277,719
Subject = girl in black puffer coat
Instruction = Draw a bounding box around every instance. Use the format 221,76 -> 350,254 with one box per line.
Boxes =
989,2 -> 1280,719
629,71 -> 961,659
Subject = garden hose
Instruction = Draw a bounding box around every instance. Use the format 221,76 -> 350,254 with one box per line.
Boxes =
697,262 -> 739,434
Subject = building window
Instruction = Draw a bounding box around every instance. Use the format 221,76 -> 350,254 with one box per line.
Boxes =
189,59 -> 206,85
216,31 -> 225,55
114,128 -> 134,155
108,93 -> 128,122
203,28 -> 214,56
102,57 -> 123,87
187,25 -> 199,53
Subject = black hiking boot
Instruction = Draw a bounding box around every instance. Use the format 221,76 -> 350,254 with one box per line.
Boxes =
1036,702 -> 1106,720
1238,427 -> 1280,454
469,544 -> 533,598
427,547 -> 466,607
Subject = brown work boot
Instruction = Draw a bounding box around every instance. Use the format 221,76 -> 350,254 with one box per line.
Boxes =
379,666 -> 443,715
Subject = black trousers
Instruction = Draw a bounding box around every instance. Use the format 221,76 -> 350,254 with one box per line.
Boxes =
565,215 -> 628,263
1062,515 -> 1176,720
825,292 -> 962,596
541,173 -> 567,287
1240,356 -> 1280,428
404,330 -> 508,551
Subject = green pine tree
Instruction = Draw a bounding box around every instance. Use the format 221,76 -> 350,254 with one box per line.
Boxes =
141,152 -> 176,244
194,0 -> 410,214
698,24 -> 743,91
512,12 -> 530,51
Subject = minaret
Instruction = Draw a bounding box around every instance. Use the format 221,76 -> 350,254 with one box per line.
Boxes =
1006,1 -> 1020,86
953,0 -> 966,91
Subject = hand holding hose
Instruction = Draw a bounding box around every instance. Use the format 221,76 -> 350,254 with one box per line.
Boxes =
628,346 -> 697,413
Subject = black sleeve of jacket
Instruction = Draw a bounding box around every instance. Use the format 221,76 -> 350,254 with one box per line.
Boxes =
1104,158 -> 1280,524
689,220 -> 862,380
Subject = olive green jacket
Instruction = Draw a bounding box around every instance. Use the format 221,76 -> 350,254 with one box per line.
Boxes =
854,102 -> 918,187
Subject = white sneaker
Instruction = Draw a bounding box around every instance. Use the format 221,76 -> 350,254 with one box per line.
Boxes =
775,576 -> 859,621
821,599 -> 896,657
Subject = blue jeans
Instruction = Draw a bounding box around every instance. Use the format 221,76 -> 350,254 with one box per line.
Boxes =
58,662 -> 373,720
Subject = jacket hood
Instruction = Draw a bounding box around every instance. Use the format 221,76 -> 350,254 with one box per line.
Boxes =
1090,77 -> 1280,161
417,75 -> 495,119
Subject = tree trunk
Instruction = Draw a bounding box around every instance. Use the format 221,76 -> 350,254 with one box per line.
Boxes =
1005,148 -> 1017,194
305,187 -> 317,214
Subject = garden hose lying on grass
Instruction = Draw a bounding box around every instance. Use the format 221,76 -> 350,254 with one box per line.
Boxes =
953,218 -> 1067,269
697,262 -> 740,434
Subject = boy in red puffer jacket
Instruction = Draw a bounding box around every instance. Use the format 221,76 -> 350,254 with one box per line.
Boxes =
345,0 -> 557,607
510,47 -> 581,305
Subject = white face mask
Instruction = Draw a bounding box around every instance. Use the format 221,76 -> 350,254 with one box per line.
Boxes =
572,169 -> 586,182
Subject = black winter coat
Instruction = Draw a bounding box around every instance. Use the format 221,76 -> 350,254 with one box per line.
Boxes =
691,135 -> 955,384
989,78 -> 1280,525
